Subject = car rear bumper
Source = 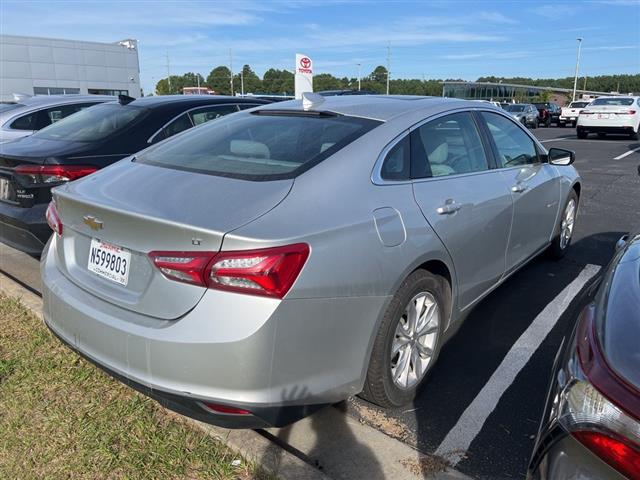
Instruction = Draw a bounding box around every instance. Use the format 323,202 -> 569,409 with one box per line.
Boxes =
0,201 -> 49,254
41,236 -> 389,427
577,125 -> 637,134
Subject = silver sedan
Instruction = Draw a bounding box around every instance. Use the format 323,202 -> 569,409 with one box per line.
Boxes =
41,95 -> 581,428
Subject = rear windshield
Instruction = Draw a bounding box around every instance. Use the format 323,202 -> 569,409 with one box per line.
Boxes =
505,105 -> 526,112
569,102 -> 589,108
33,103 -> 147,142
135,111 -> 380,180
590,97 -> 634,106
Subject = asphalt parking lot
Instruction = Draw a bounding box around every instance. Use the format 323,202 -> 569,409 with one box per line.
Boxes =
1,126 -> 639,480
347,126 -> 640,479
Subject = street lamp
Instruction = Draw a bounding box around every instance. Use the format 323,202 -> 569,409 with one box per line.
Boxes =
572,38 -> 583,102
356,63 -> 361,91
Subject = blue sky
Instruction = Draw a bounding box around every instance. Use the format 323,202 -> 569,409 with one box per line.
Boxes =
1,0 -> 639,94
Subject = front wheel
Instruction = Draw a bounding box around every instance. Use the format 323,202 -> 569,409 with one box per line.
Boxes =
360,270 -> 448,408
548,191 -> 578,259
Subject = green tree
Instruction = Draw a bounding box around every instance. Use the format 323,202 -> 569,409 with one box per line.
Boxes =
313,73 -> 345,91
206,66 -> 232,95
262,69 -> 294,94
370,65 -> 388,83
234,64 -> 262,94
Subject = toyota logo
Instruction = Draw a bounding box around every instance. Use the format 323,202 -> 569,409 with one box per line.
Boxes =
300,57 -> 311,69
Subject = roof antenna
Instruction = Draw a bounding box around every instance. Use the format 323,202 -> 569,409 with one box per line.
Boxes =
118,94 -> 135,105
302,92 -> 325,111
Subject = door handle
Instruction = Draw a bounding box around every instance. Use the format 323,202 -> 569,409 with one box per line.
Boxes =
436,202 -> 461,215
511,183 -> 528,193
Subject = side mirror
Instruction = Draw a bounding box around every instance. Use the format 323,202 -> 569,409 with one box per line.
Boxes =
548,147 -> 575,166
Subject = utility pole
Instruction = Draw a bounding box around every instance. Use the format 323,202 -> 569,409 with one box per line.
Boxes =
571,38 -> 583,102
240,69 -> 244,95
386,42 -> 391,95
356,63 -> 361,91
197,73 -> 200,91
166,51 -> 171,94
229,48 -> 234,95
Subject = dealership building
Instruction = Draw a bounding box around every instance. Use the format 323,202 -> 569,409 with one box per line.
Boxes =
0,34 -> 141,101
442,81 -> 613,105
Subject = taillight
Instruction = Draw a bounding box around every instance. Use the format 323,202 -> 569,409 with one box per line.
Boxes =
208,243 -> 309,298
618,110 -> 637,115
45,201 -> 62,236
148,251 -> 216,287
573,431 -> 640,480
14,164 -> 98,184
555,305 -> 640,480
148,243 -> 310,298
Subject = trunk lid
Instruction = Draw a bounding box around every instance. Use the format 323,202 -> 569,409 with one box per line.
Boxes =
53,159 -> 293,319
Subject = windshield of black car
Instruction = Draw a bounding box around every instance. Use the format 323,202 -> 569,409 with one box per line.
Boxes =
33,103 -> 147,142
569,102 -> 589,108
0,103 -> 22,113
506,105 -> 525,112
135,111 -> 380,180
590,98 -> 634,106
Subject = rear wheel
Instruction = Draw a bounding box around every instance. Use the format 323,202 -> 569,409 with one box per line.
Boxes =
630,128 -> 639,140
549,190 -> 578,259
360,270 -> 448,408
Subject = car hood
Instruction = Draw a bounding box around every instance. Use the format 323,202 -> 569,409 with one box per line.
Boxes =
0,135 -> 90,163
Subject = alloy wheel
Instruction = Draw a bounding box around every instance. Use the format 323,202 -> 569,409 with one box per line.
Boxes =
560,199 -> 576,249
391,292 -> 440,389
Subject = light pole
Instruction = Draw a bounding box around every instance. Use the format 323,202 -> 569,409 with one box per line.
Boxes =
572,38 -> 583,102
356,63 -> 361,91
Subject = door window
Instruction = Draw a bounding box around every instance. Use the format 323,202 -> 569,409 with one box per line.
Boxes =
159,113 -> 193,141
480,112 -> 539,168
11,103 -> 97,131
188,104 -> 239,126
411,112 -> 489,178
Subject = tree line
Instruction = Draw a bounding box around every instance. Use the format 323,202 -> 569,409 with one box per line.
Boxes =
154,65 -> 640,96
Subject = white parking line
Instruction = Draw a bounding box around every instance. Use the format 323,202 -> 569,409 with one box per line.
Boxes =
614,146 -> 640,160
435,264 -> 601,466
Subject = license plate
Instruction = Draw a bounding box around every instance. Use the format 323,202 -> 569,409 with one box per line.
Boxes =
0,178 -> 10,200
87,238 -> 131,286
598,113 -> 610,119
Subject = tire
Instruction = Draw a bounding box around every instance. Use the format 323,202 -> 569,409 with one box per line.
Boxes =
360,270 -> 448,408
532,118 -> 538,129
559,122 -> 565,128
630,129 -> 639,140
577,128 -> 588,139
545,118 -> 551,128
548,190 -> 578,260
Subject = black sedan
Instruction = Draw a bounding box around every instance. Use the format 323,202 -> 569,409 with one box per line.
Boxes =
0,95 -> 267,254
528,233 -> 640,480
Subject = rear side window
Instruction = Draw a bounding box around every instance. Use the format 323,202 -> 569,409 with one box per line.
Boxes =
136,112 -> 380,180
381,136 -> 410,180
161,113 -> 193,139
10,103 -> 97,131
411,112 -> 489,178
481,112 -> 538,167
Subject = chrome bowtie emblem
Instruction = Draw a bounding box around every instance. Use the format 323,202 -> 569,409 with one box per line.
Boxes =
83,215 -> 103,231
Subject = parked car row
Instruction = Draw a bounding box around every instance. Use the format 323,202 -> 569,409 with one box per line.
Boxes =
0,95 -> 268,254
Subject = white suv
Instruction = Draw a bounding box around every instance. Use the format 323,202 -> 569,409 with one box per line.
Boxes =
576,96 -> 640,139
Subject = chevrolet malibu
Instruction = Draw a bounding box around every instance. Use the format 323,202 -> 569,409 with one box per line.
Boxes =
42,96 -> 582,428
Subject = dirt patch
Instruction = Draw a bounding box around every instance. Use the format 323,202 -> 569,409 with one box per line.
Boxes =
351,402 -> 411,441
399,455 -> 449,476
